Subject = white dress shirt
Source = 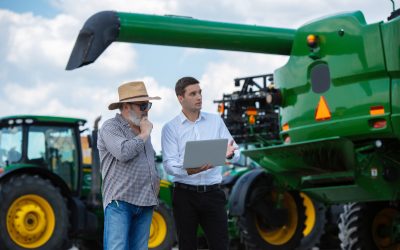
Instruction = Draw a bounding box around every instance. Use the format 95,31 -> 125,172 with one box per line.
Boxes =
161,111 -> 240,185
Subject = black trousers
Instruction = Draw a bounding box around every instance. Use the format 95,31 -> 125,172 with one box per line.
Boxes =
172,186 -> 229,250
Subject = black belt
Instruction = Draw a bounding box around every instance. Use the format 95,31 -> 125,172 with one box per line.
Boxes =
174,182 -> 220,193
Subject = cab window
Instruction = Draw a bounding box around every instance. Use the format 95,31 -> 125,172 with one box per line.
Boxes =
28,126 -> 79,191
0,126 -> 23,167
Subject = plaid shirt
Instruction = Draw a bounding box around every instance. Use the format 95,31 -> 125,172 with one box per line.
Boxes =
97,113 -> 159,210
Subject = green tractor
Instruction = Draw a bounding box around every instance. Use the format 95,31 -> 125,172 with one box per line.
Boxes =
0,115 -> 176,250
66,3 -> 400,249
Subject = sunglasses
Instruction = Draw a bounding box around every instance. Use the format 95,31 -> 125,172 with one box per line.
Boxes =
130,102 -> 152,111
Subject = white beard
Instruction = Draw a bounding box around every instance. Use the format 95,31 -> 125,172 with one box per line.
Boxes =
129,110 -> 142,126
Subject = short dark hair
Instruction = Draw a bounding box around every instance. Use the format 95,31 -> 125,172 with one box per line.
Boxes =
175,77 -> 199,96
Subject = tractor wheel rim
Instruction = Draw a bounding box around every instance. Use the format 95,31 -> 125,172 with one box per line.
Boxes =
301,192 -> 316,237
372,208 -> 400,249
148,211 -> 167,248
7,194 -> 55,248
256,192 -> 298,245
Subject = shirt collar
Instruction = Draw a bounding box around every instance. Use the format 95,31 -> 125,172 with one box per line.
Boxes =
116,113 -> 130,127
179,111 -> 205,124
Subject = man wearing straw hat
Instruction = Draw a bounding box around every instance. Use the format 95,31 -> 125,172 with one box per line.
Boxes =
97,81 -> 161,250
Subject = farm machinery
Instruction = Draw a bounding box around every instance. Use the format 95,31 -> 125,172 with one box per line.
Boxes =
215,74 -> 341,249
67,3 -> 400,249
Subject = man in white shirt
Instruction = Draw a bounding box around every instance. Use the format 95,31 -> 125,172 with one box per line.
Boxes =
162,76 -> 239,250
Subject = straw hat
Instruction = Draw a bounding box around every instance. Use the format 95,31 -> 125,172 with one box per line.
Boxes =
108,81 -> 161,110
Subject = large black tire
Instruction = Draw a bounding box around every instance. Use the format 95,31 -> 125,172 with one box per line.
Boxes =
318,204 -> 343,250
297,193 -> 327,250
228,238 -> 246,250
238,187 -> 306,250
338,202 -> 400,250
0,174 -> 70,250
148,202 -> 176,250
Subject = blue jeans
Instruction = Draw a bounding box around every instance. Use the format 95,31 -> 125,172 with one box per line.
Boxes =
104,200 -> 154,250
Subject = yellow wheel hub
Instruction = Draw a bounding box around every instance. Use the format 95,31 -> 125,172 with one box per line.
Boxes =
301,192 -> 316,237
7,194 -> 55,249
148,211 -> 167,248
256,192 -> 298,245
372,208 -> 400,249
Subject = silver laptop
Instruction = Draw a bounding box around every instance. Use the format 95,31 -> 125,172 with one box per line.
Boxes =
183,139 -> 228,169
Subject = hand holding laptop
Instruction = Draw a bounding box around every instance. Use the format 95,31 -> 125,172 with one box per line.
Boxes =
186,163 -> 212,175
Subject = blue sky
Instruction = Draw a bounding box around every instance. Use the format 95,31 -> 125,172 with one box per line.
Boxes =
0,0 -> 392,152
0,0 -> 58,17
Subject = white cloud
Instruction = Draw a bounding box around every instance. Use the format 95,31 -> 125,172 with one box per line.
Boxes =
3,11 -> 78,68
52,0 -> 179,20
4,82 -> 56,107
170,0 -> 388,26
91,43 -> 137,75
1,10 -> 137,76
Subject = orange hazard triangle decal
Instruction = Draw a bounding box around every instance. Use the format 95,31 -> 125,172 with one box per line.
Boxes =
315,96 -> 331,121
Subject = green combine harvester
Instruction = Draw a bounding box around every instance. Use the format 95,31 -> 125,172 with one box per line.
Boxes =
66,3 -> 400,250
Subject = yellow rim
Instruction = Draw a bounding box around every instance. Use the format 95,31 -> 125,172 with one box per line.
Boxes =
148,210 -> 167,248
372,208 -> 400,249
160,179 -> 172,188
256,192 -> 298,245
300,192 -> 316,237
7,194 -> 55,248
